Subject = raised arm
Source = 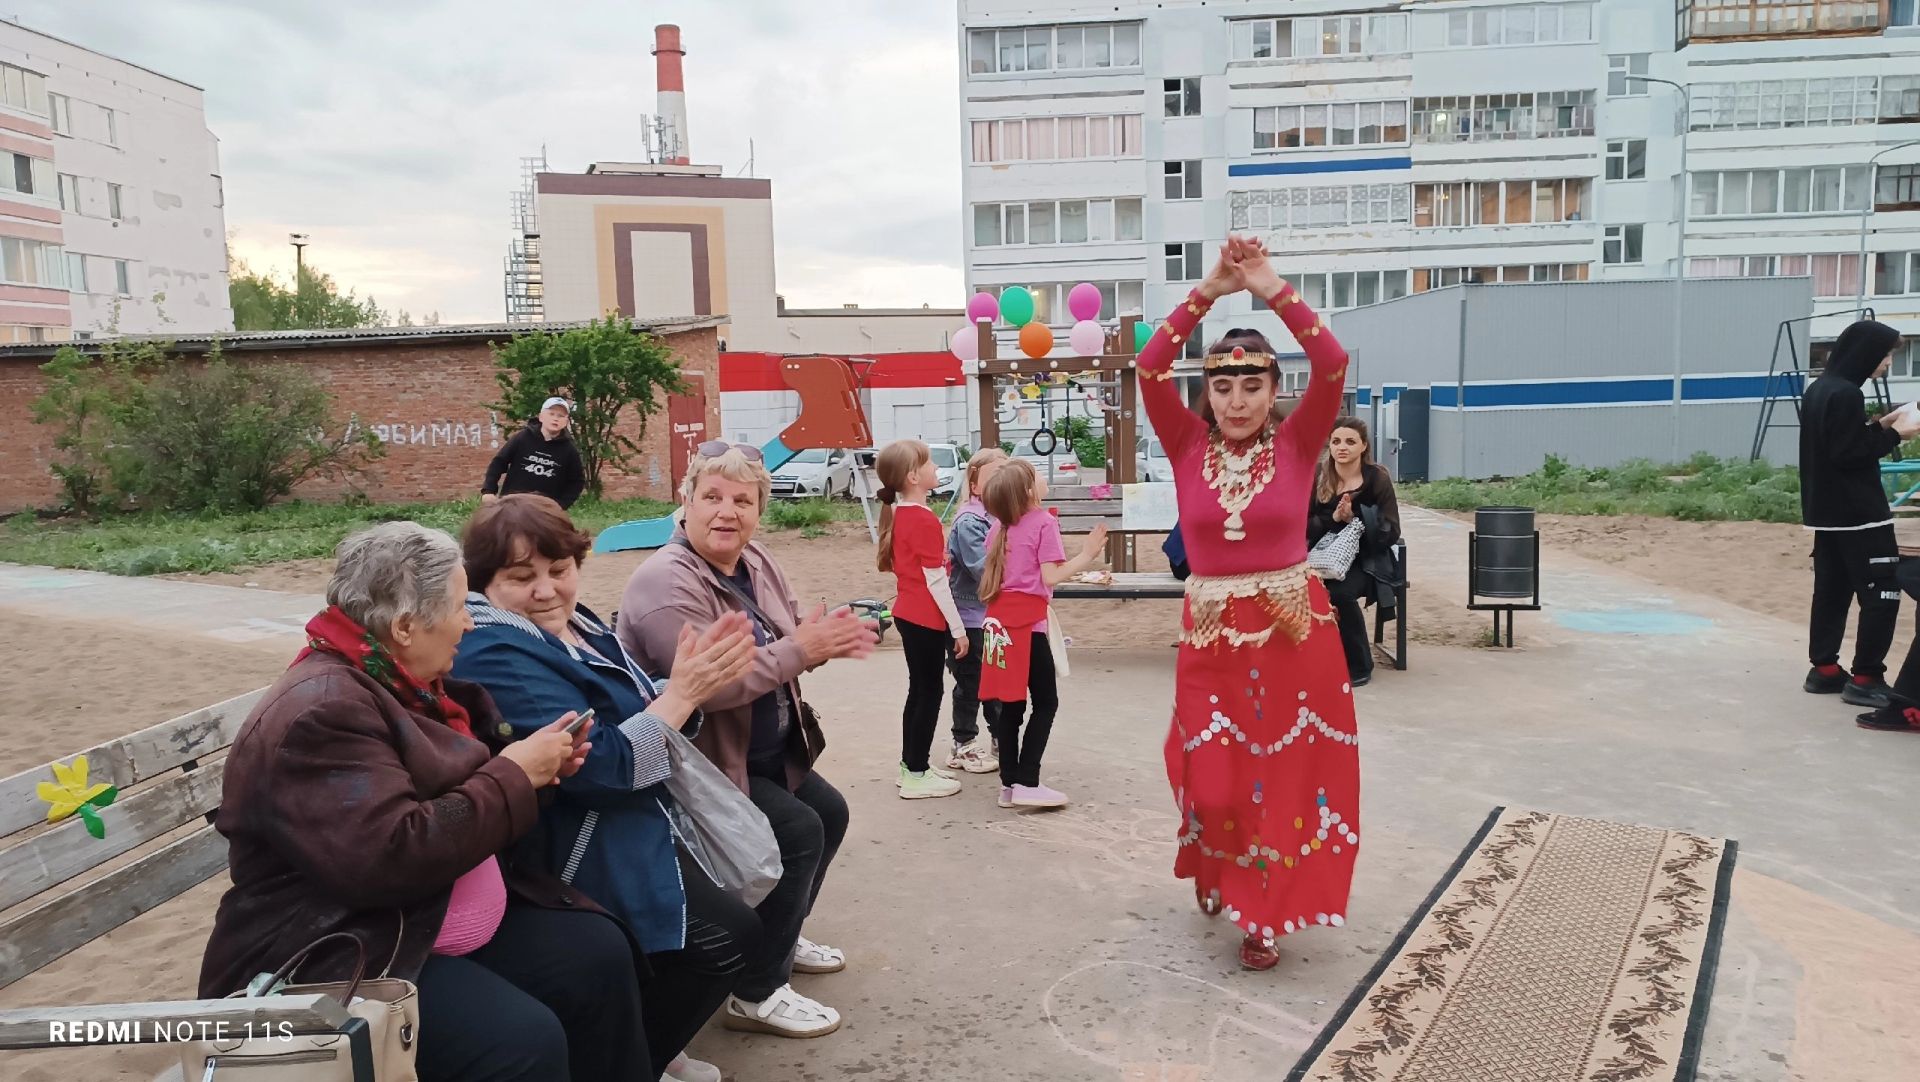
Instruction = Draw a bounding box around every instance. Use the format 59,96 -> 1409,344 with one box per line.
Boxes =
1136,291 -> 1212,465
1233,237 -> 1349,462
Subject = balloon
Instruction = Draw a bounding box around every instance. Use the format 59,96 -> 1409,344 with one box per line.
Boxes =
966,292 -> 999,324
950,322 -> 979,362
1069,319 -> 1105,356
1133,320 -> 1153,353
1018,321 -> 1053,360
1067,282 -> 1103,322
1000,286 -> 1036,327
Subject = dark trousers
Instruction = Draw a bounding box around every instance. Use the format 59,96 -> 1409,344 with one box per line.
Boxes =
1809,525 -> 1901,676
1325,572 -> 1375,681
989,632 -> 1059,788
1885,559 -> 1920,702
741,767 -> 849,1001
897,618 -> 950,772
947,625 -> 1001,745
416,903 -> 648,1082
642,846 -> 765,1069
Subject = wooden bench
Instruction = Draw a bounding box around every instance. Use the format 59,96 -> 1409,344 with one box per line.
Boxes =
0,690 -> 385,1071
1045,483 -> 1184,600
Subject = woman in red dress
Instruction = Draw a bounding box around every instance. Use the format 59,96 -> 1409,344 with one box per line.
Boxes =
1142,236 -> 1360,971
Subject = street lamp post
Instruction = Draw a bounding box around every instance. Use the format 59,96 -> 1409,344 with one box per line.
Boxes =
289,233 -> 309,321
1627,75 -> 1690,465
1856,140 -> 1920,312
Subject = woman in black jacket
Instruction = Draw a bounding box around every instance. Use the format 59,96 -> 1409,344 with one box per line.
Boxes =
1306,417 -> 1400,686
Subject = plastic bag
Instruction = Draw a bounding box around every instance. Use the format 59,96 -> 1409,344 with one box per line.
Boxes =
1308,520 -> 1364,581
663,726 -> 783,906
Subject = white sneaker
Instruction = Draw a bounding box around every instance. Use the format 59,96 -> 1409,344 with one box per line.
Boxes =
898,768 -> 962,799
946,739 -> 1001,774
662,1053 -> 723,1082
792,935 -> 846,974
723,984 -> 843,1038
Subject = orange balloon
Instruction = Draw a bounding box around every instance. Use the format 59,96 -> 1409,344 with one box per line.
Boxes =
1018,321 -> 1054,360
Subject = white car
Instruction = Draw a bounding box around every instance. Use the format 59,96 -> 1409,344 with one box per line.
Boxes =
928,442 -> 962,499
1135,435 -> 1170,482
771,448 -> 857,499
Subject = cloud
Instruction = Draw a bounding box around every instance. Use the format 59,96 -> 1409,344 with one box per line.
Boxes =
16,0 -> 965,323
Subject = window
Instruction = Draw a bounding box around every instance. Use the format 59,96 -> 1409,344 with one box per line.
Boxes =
1608,55 -> 1650,97
1254,100 -> 1408,150
1686,253 -> 1868,297
1414,179 -> 1590,227
970,114 -> 1142,163
1165,78 -> 1201,118
1440,4 -> 1595,47
1413,264 -> 1591,291
56,172 -> 81,212
0,62 -> 49,116
1691,77 -> 1880,130
1606,139 -> 1648,180
1893,0 -> 1918,26
1164,160 -> 1201,201
1166,242 -> 1203,282
1874,251 -> 1920,296
1604,225 -> 1645,264
114,259 -> 131,296
107,183 -> 123,220
1886,77 -> 1920,123
1690,166 -> 1870,216
1880,165 -> 1920,210
973,198 -> 1143,247
1412,91 -> 1595,142
967,22 -> 1140,76
1688,0 -> 1880,38
65,251 -> 86,293
0,151 -> 54,199
1230,184 -> 1411,231
101,106 -> 118,146
976,280 -> 1145,325
1284,270 -> 1410,310
48,92 -> 69,134
0,237 -> 68,287
1893,338 -> 1920,380
1230,14 -> 1409,60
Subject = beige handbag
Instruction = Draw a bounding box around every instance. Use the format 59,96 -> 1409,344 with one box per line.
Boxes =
178,933 -> 420,1081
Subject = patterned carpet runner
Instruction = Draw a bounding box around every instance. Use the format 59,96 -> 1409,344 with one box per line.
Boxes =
1289,808 -> 1737,1082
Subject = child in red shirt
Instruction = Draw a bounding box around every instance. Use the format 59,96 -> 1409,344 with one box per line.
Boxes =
876,440 -> 967,800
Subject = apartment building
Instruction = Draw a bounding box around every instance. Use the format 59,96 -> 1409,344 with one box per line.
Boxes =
0,21 -> 231,342
958,0 -> 1920,394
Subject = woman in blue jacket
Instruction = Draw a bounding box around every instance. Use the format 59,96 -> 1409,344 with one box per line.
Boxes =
451,495 -> 765,1081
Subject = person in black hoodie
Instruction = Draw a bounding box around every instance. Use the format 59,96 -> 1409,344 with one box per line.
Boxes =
1800,319 -> 1914,708
483,397 -> 587,509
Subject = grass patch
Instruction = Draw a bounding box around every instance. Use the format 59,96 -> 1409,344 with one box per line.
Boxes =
1404,454 -> 1801,524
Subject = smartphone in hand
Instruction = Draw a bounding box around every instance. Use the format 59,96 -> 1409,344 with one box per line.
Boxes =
562,708 -> 595,738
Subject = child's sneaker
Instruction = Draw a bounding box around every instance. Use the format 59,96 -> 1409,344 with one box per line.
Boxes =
997,786 -> 1014,808
899,768 -> 962,799
946,739 -> 1000,774
1010,783 -> 1068,809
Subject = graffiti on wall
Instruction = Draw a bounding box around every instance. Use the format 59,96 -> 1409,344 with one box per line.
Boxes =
345,413 -> 504,449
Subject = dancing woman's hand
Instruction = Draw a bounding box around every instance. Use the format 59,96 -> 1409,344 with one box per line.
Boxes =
1229,235 -> 1286,303
1196,242 -> 1246,302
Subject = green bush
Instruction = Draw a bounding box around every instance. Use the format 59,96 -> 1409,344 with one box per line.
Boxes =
763,499 -> 837,531
1402,454 -> 1802,524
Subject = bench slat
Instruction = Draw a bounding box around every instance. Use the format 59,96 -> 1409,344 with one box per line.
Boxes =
0,994 -> 351,1049
0,765 -> 223,913
0,689 -> 261,838
0,826 -> 229,991
1055,572 -> 1186,600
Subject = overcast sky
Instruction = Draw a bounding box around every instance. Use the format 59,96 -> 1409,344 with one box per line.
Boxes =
21,0 -> 966,323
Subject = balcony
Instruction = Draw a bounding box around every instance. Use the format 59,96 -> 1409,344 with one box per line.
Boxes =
1681,0 -> 1882,42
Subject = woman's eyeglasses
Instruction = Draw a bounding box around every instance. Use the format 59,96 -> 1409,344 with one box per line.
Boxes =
696,440 -> 764,462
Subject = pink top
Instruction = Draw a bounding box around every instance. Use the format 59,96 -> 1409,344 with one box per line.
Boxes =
432,856 -> 508,956
1136,286 -> 1348,577
986,507 -> 1068,633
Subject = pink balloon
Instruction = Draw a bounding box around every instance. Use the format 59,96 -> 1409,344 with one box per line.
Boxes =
1067,282 -> 1103,322
1069,319 -> 1105,357
966,292 -> 999,324
950,322 -> 980,362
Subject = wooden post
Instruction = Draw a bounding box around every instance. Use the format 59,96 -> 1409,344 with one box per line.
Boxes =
976,319 -> 999,453
1111,314 -> 1141,573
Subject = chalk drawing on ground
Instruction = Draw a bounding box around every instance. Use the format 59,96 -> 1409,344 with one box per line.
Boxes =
1044,960 -> 1317,1082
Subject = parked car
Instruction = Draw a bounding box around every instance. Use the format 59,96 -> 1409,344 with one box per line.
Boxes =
928,442 -> 962,499
1014,448 -> 1079,486
1135,435 -> 1170,482
771,447 -> 858,499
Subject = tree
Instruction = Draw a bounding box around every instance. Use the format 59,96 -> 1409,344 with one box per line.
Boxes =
228,257 -> 389,331
491,316 -> 686,498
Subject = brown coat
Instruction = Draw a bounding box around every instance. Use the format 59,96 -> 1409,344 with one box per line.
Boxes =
617,535 -> 823,793
198,651 -> 602,997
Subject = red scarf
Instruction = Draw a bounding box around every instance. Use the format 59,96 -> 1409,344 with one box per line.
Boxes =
978,591 -> 1049,703
296,606 -> 474,737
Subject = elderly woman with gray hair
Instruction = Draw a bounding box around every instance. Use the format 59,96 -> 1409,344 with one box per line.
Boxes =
199,522 -> 653,1082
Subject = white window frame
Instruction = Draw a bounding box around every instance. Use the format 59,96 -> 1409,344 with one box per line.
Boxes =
967,23 -> 1141,77
1164,160 -> 1202,201
1413,178 -> 1591,228
1689,166 -> 1872,218
1285,269 -> 1411,311
47,91 -> 70,134
1229,184 -> 1412,231
1441,4 -> 1595,49
98,104 -> 117,146
0,236 -> 69,287
0,62 -> 49,116
107,182 -> 123,220
65,251 -> 87,293
1606,139 -> 1647,181
1873,251 -> 1920,297
1603,224 -> 1645,265
1164,78 -> 1201,118
1229,14 -> 1409,60
1412,91 -> 1595,143
1692,77 -> 1880,131
973,197 -> 1145,248
1166,242 -> 1203,282
970,114 -> 1143,163
1608,55 -> 1650,98
1414,264 -> 1591,291
114,258 -> 132,296
1893,0 -> 1919,27
1253,100 -> 1410,152
56,172 -> 81,212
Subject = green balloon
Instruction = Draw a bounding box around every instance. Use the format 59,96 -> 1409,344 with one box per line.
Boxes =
1000,286 -> 1035,328
1133,320 -> 1153,353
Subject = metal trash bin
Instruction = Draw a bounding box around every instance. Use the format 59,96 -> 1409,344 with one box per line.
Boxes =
1472,506 -> 1537,599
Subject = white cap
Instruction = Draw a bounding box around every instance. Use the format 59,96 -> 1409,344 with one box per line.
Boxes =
541,396 -> 572,413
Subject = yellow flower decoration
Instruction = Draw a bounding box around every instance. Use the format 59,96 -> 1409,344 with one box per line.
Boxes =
37,755 -> 118,839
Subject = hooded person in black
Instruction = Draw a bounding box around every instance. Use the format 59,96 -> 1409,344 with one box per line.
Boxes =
1800,319 -> 1909,707
482,397 -> 587,509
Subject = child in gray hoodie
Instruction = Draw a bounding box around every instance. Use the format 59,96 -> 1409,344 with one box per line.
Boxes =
944,449 -> 1008,773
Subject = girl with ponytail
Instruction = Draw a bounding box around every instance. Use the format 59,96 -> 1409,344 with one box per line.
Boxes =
875,440 -> 966,801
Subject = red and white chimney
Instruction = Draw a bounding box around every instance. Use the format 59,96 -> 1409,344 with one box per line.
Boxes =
653,24 -> 691,165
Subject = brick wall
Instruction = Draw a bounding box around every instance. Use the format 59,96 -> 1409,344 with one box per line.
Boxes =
0,326 -> 720,513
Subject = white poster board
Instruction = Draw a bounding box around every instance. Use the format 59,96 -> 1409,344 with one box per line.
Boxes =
1120,482 -> 1178,532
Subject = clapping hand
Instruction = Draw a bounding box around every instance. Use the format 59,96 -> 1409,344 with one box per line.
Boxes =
1332,492 -> 1355,524
1228,234 -> 1285,302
